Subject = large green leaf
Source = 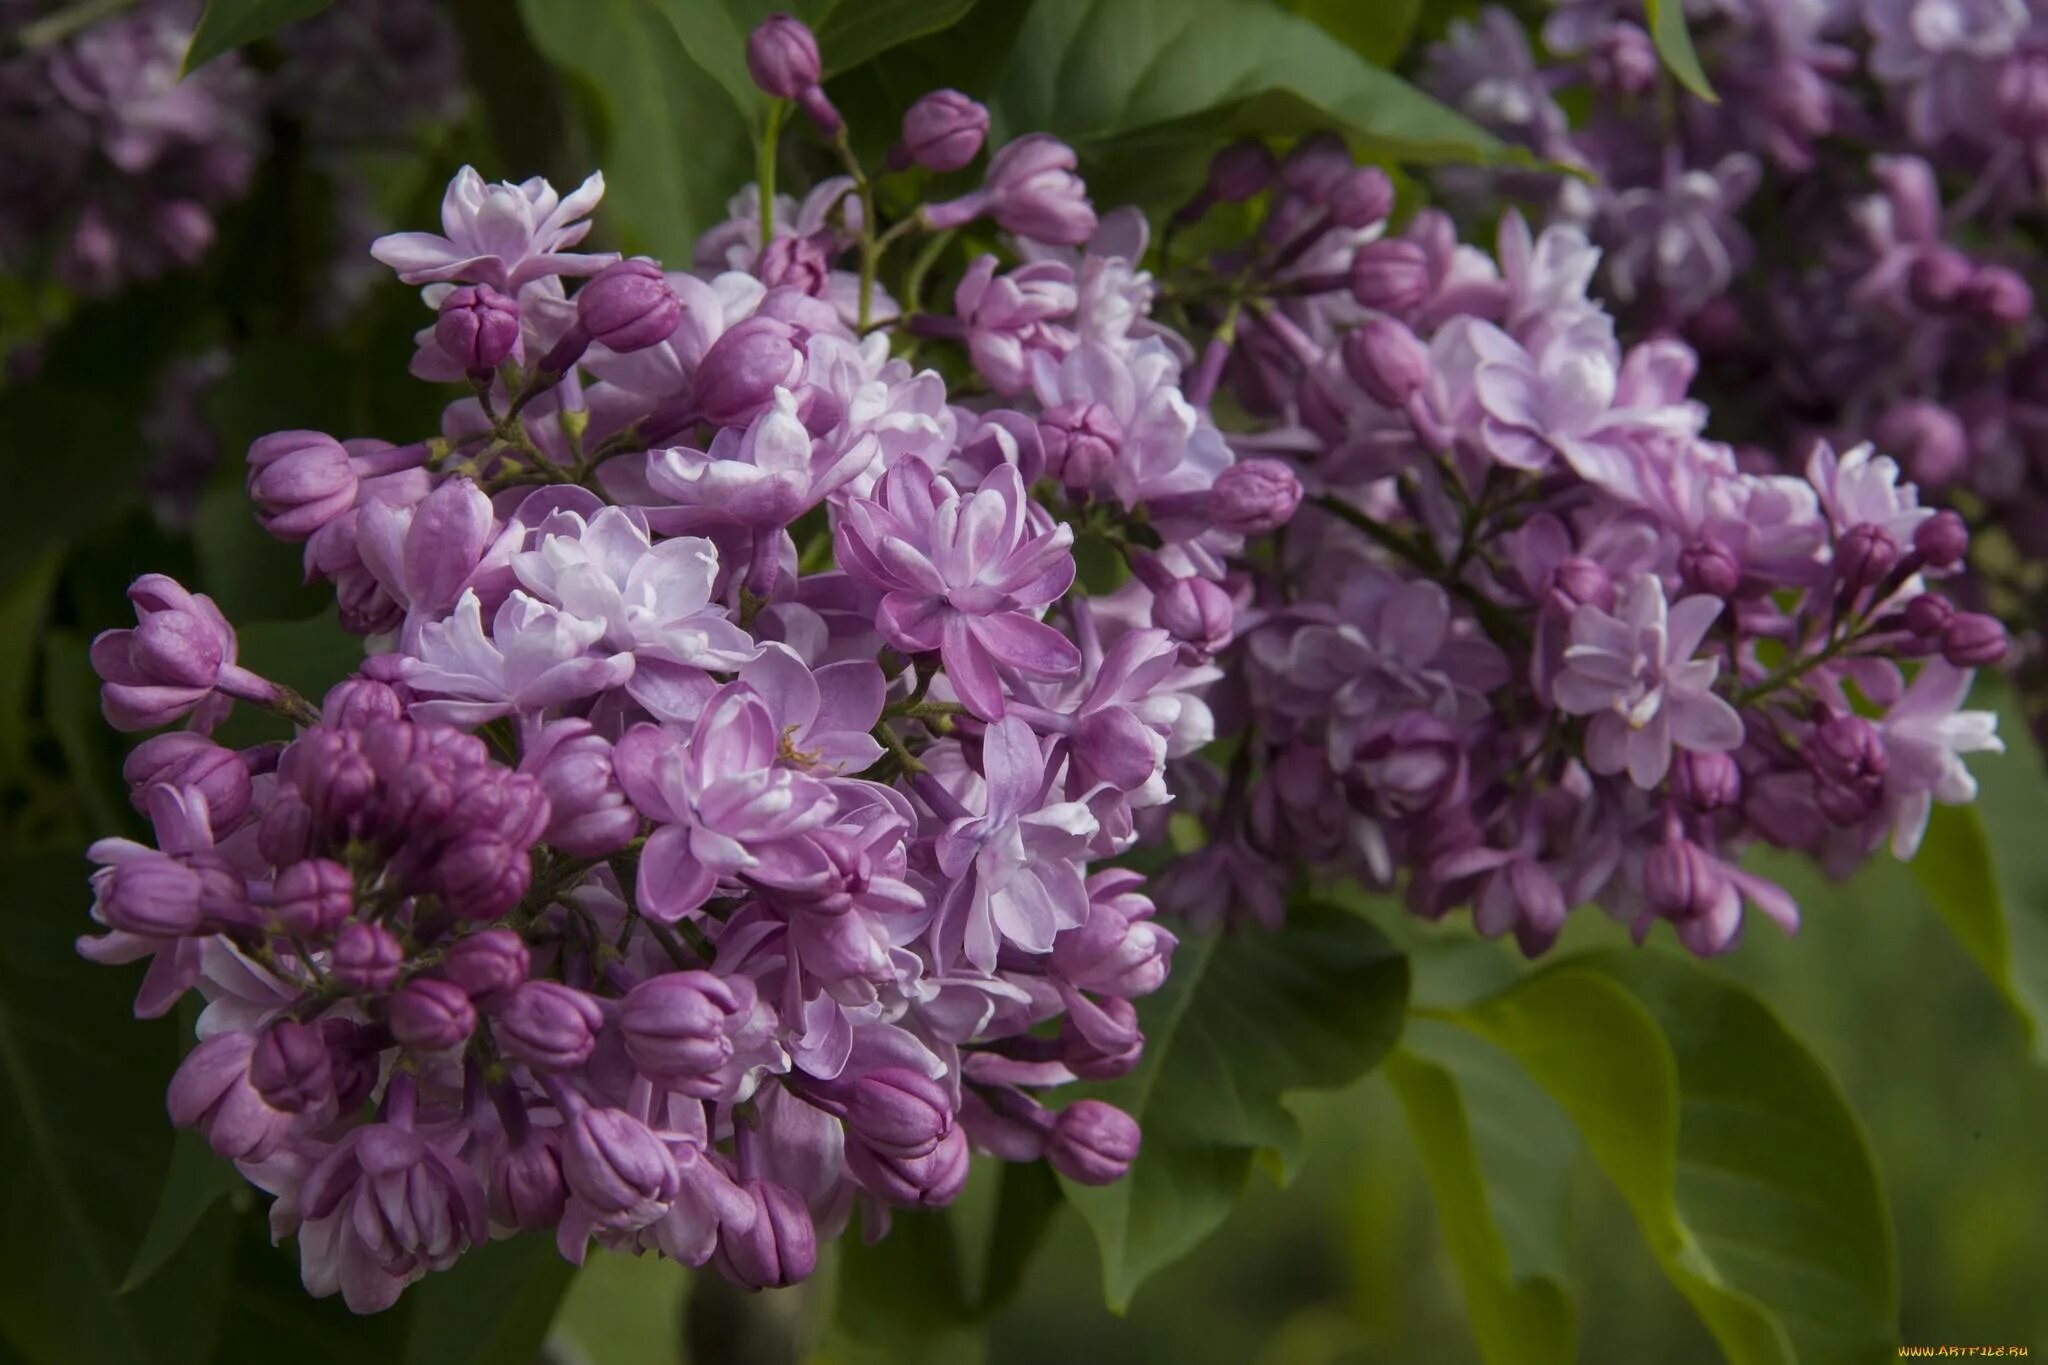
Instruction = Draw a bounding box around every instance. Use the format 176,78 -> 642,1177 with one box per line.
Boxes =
1062,902 -> 1409,1310
519,0 -> 757,263
990,0 -> 1512,165
403,1234 -> 578,1365
815,0 -> 979,76
0,854 -> 232,1364
1385,1023 -> 1576,1365
182,0 -> 335,74
1642,0 -> 1718,102
550,1249 -> 686,1364
1283,0 -> 1423,66
1907,802 -> 2040,1053
1453,953 -> 1898,1365
120,1131 -> 246,1293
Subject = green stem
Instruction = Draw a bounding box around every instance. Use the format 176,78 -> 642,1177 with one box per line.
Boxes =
1732,627 -> 1872,708
758,100 -> 787,252
901,228 -> 957,317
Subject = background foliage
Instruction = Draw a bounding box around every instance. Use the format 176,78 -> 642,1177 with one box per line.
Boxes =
1,0 -> 2043,1360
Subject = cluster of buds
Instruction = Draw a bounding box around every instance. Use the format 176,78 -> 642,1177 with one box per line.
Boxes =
82,11 -> 1254,1312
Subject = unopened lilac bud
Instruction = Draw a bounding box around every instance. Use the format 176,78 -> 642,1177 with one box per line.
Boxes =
1039,400 -> 1123,488
1914,508 -> 1970,568
838,1068 -> 953,1158
246,430 -> 358,541
443,927 -> 530,1003
167,1031 -> 289,1162
1679,538 -> 1742,598
1904,593 -> 1955,638
564,1108 -> 679,1228
846,1124 -> 970,1207
1807,713 -> 1887,824
1328,167 -> 1394,229
258,792 -> 315,865
497,981 -> 603,1072
896,89 -> 989,172
388,977 -> 476,1052
979,134 -> 1096,245
1834,522 -> 1898,591
332,920 -> 403,992
756,233 -> 829,294
1046,1100 -> 1140,1185
1672,749 -> 1742,812
694,317 -> 802,427
1211,458 -> 1303,535
101,857 -> 209,937
1874,401 -> 1970,490
123,733 -> 251,828
1643,833 -> 1731,928
1060,997 -> 1144,1080
1910,247 -> 1974,309
129,608 -> 226,690
619,971 -> 743,1089
746,13 -> 821,99
1548,556 -> 1615,615
1207,140 -> 1277,203
1350,238 -> 1430,314
321,677 -> 405,729
522,720 -> 639,856
491,1130 -> 567,1230
1152,576 -> 1234,657
322,1018 -> 382,1112
577,259 -> 681,353
1943,612 -> 2009,667
717,1180 -> 817,1290
1342,317 -> 1430,409
2000,52 -> 2048,137
1053,902 -> 1176,998
1280,132 -> 1352,203
273,857 -> 353,938
435,284 -> 520,375
437,833 -> 532,920
249,1019 -> 333,1114
1966,264 -> 2034,325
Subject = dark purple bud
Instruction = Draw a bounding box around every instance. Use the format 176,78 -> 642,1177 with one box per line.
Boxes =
1327,167 -> 1394,229
1548,556 -> 1615,616
321,677 -> 405,730
1060,998 -> 1144,1080
1210,458 -> 1303,535
845,1124 -> 970,1208
331,920 -> 403,993
246,430 -> 359,541
896,89 -> 989,172
1943,612 -> 2009,667
1914,508 -> 1970,569
694,317 -> 802,427
716,1180 -> 816,1290
746,13 -> 822,99
1643,833 -> 1730,930
167,1031 -> 289,1162
443,927 -> 531,1003
282,729 -> 376,828
1806,713 -> 1887,825
94,575 -> 250,732
132,611 -> 226,690
1904,593 -> 1955,638
435,284 -> 521,375
101,856 -> 209,937
1280,132 -> 1352,203
496,981 -> 603,1072
1671,750 -> 1742,812
836,1067 -> 953,1159
1206,140 -> 1277,203
1045,1100 -> 1140,1185
1678,538 -> 1742,599
1834,522 -> 1899,591
388,977 -> 476,1052
1909,248 -> 1974,310
2000,52 -> 2048,137
436,833 -> 532,920
619,971 -> 744,1091
322,1018 -> 382,1112
577,259 -> 681,354
249,1019 -> 333,1114
981,134 -> 1096,245
564,1108 -> 679,1227
1151,576 -> 1234,657
1966,264 -> 2033,325
272,857 -> 354,938
1342,317 -> 1430,409
123,733 -> 251,828
1874,401 -> 1970,490
1039,400 -> 1124,489
1349,238 -> 1430,314
491,1130 -> 567,1230
258,792 -> 315,866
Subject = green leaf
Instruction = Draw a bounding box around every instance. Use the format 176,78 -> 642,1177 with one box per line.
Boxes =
1283,0 -> 1423,66
1454,953 -> 1898,1365
990,0 -> 1512,166
1908,803 -> 2029,1038
1642,0 -> 1717,102
0,853 -> 232,1364
403,1234 -> 577,1365
211,1210 -> 414,1365
192,486 -> 327,625
0,549 -> 60,772
1063,902 -> 1409,1310
1384,1022 -> 1576,1365
549,1249 -> 686,1364
835,1206 -> 976,1349
119,1131 -> 245,1293
39,629 -> 131,839
815,0 -> 978,75
976,1158 -> 1062,1316
519,0 -> 757,262
182,0 -> 335,74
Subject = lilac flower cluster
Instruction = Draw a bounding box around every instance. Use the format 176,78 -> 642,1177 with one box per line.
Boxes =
80,14 -> 1248,1312
1156,129 -> 2002,958
1421,0 -> 2048,741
